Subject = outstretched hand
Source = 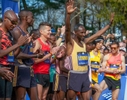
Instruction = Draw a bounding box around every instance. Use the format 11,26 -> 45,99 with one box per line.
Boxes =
110,12 -> 115,25
66,0 -> 77,14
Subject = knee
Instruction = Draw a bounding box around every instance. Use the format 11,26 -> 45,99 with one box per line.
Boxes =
38,96 -> 41,100
16,94 -> 25,100
67,95 -> 75,100
42,95 -> 47,100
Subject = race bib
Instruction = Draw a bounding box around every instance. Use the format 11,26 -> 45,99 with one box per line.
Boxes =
91,61 -> 100,70
77,52 -> 88,66
7,51 -> 14,62
44,51 -> 50,64
50,64 -> 55,68
110,64 -> 119,69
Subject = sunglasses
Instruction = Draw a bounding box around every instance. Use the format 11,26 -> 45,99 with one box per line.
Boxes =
6,17 -> 18,25
111,47 -> 117,50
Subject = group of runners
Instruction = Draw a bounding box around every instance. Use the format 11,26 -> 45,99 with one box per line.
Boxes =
0,0 -> 126,100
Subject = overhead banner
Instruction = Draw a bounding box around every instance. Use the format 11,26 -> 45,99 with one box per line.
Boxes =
1,0 -> 20,17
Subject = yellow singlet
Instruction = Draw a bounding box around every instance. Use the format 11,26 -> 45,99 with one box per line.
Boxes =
71,40 -> 88,72
90,50 -> 101,83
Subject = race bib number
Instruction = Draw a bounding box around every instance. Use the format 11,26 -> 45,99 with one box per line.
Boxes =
91,61 -> 100,70
77,52 -> 88,66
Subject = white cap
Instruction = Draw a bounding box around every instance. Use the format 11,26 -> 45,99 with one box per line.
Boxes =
119,47 -> 126,52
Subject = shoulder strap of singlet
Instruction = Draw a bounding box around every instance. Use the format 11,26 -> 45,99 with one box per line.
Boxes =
73,39 -> 86,52
17,26 -> 26,36
38,38 -> 44,46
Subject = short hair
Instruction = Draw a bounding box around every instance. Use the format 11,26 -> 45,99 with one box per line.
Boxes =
94,36 -> 104,45
39,22 -> 51,31
74,24 -> 85,32
18,9 -> 32,19
50,33 -> 55,36
110,41 -> 119,47
104,47 -> 109,52
30,29 -> 40,35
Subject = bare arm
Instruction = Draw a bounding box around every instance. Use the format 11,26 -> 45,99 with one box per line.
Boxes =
98,55 -> 113,73
65,0 -> 77,44
56,26 -> 65,46
119,56 -> 126,74
33,40 -> 52,64
0,29 -> 27,58
85,25 -> 111,43
85,13 -> 115,43
12,28 -> 37,59
0,42 -> 20,57
59,58 -> 69,73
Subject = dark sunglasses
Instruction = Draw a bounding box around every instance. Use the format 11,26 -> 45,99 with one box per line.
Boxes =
111,47 -> 117,50
6,17 -> 18,25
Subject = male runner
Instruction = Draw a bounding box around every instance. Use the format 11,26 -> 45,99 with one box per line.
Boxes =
0,10 -> 28,100
98,42 -> 126,100
11,10 -> 43,100
65,0 -> 114,100
89,37 -> 104,100
33,22 -> 59,100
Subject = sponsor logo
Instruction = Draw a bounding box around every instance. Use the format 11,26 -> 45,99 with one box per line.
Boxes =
101,92 -> 112,100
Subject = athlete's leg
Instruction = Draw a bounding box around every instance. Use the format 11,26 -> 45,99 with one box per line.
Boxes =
92,83 -> 102,100
77,93 -> 83,100
36,84 -> 43,100
67,90 -> 76,100
57,91 -> 65,100
81,89 -> 91,100
27,86 -> 38,100
100,80 -> 108,91
15,86 -> 26,100
52,92 -> 58,100
42,87 -> 49,100
112,89 -> 119,100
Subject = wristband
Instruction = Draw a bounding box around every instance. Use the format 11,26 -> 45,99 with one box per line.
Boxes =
59,34 -> 63,38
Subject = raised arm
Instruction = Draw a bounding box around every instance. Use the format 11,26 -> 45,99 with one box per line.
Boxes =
56,26 -> 65,46
65,0 -> 77,44
85,13 -> 115,43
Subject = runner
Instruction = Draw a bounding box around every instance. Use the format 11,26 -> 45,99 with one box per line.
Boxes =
11,10 -> 43,100
54,45 -> 70,100
98,42 -> 126,100
89,37 -> 104,100
33,22 -> 59,100
0,10 -> 27,100
65,0 -> 114,100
